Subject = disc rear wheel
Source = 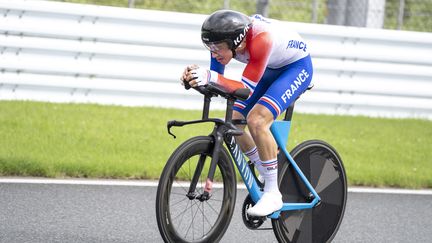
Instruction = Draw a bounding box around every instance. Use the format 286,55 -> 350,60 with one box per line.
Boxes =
272,140 -> 347,243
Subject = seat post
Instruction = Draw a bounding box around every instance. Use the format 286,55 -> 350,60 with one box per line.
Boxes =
284,102 -> 295,121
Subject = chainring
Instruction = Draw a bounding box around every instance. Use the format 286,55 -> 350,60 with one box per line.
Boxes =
241,194 -> 266,230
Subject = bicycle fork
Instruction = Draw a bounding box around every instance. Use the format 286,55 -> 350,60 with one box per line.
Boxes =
186,125 -> 225,201
187,98 -> 244,201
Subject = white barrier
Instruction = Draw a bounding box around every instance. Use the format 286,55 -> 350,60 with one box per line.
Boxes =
0,0 -> 431,119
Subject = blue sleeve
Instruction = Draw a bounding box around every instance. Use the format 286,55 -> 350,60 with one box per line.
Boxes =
210,54 -> 225,75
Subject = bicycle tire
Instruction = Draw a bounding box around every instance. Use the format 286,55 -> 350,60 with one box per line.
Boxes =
156,136 -> 237,243
272,140 -> 347,243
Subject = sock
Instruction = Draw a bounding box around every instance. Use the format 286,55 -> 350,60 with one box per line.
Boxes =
244,147 -> 260,163
244,147 -> 265,176
261,158 -> 279,193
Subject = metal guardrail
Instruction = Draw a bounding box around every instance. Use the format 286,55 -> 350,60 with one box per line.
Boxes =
0,0 -> 431,119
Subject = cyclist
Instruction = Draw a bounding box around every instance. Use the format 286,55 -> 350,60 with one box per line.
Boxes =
181,10 -> 313,216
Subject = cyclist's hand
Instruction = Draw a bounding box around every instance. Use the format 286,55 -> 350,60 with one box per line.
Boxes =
180,64 -> 199,86
189,68 -> 218,87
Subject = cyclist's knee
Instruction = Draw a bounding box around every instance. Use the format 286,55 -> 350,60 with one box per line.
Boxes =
247,107 -> 273,134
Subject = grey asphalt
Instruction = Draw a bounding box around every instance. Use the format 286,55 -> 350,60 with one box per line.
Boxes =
0,182 -> 431,243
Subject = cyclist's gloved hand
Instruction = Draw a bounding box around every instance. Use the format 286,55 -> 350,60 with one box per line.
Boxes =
190,68 -> 218,87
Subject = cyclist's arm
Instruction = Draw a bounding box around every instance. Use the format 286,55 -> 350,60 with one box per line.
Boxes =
210,55 -> 225,75
213,32 -> 273,92
240,31 -> 272,90
209,54 -> 245,92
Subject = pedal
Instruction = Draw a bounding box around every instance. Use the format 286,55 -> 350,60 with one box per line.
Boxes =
242,194 -> 266,230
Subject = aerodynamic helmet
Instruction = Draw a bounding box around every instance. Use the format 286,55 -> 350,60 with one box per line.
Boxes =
201,10 -> 252,56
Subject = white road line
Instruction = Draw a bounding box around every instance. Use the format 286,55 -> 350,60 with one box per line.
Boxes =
348,187 -> 432,195
1,177 -> 432,195
0,178 -> 159,187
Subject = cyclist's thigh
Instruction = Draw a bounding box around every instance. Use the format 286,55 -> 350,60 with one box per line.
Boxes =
234,68 -> 285,117
257,56 -> 313,119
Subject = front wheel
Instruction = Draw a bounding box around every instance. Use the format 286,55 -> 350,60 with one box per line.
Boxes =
272,140 -> 347,243
156,136 -> 237,243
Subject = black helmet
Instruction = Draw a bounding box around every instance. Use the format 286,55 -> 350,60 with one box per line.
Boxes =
201,10 -> 251,56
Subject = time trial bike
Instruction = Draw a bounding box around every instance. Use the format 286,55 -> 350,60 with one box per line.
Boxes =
155,83 -> 347,243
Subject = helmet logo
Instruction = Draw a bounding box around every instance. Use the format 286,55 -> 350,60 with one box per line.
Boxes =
233,25 -> 250,46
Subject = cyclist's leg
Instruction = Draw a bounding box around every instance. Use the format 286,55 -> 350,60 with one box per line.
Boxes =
256,55 -> 313,120
232,111 -> 255,152
253,56 -> 313,165
246,104 -> 282,216
247,56 -> 313,216
233,68 -> 282,177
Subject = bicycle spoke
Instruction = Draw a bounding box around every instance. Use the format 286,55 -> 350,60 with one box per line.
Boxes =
191,202 -> 197,240
203,188 -> 223,202
203,200 -> 221,215
181,201 -> 202,239
169,195 -> 189,207
156,137 -> 235,242
173,180 -> 190,194
202,202 -> 205,237
188,194 -> 222,229
172,200 -> 191,234
177,161 -> 193,181
184,202 -> 195,240
185,199 -> 205,240
206,197 -> 223,203
172,199 -> 202,220
193,200 -> 213,235
169,195 -> 214,241
196,201 -> 217,233
170,191 -> 189,197
171,200 -> 194,221
208,188 -> 224,201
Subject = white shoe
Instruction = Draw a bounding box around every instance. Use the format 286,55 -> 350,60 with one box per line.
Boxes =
247,191 -> 283,217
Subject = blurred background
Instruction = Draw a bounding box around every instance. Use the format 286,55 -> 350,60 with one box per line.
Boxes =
1,0 -> 430,186
55,0 -> 432,32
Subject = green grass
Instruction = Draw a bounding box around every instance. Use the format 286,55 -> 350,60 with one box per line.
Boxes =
54,0 -> 432,32
0,101 -> 209,179
1,100 -> 431,188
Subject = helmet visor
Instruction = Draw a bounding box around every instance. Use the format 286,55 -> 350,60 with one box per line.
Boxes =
203,40 -> 232,53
